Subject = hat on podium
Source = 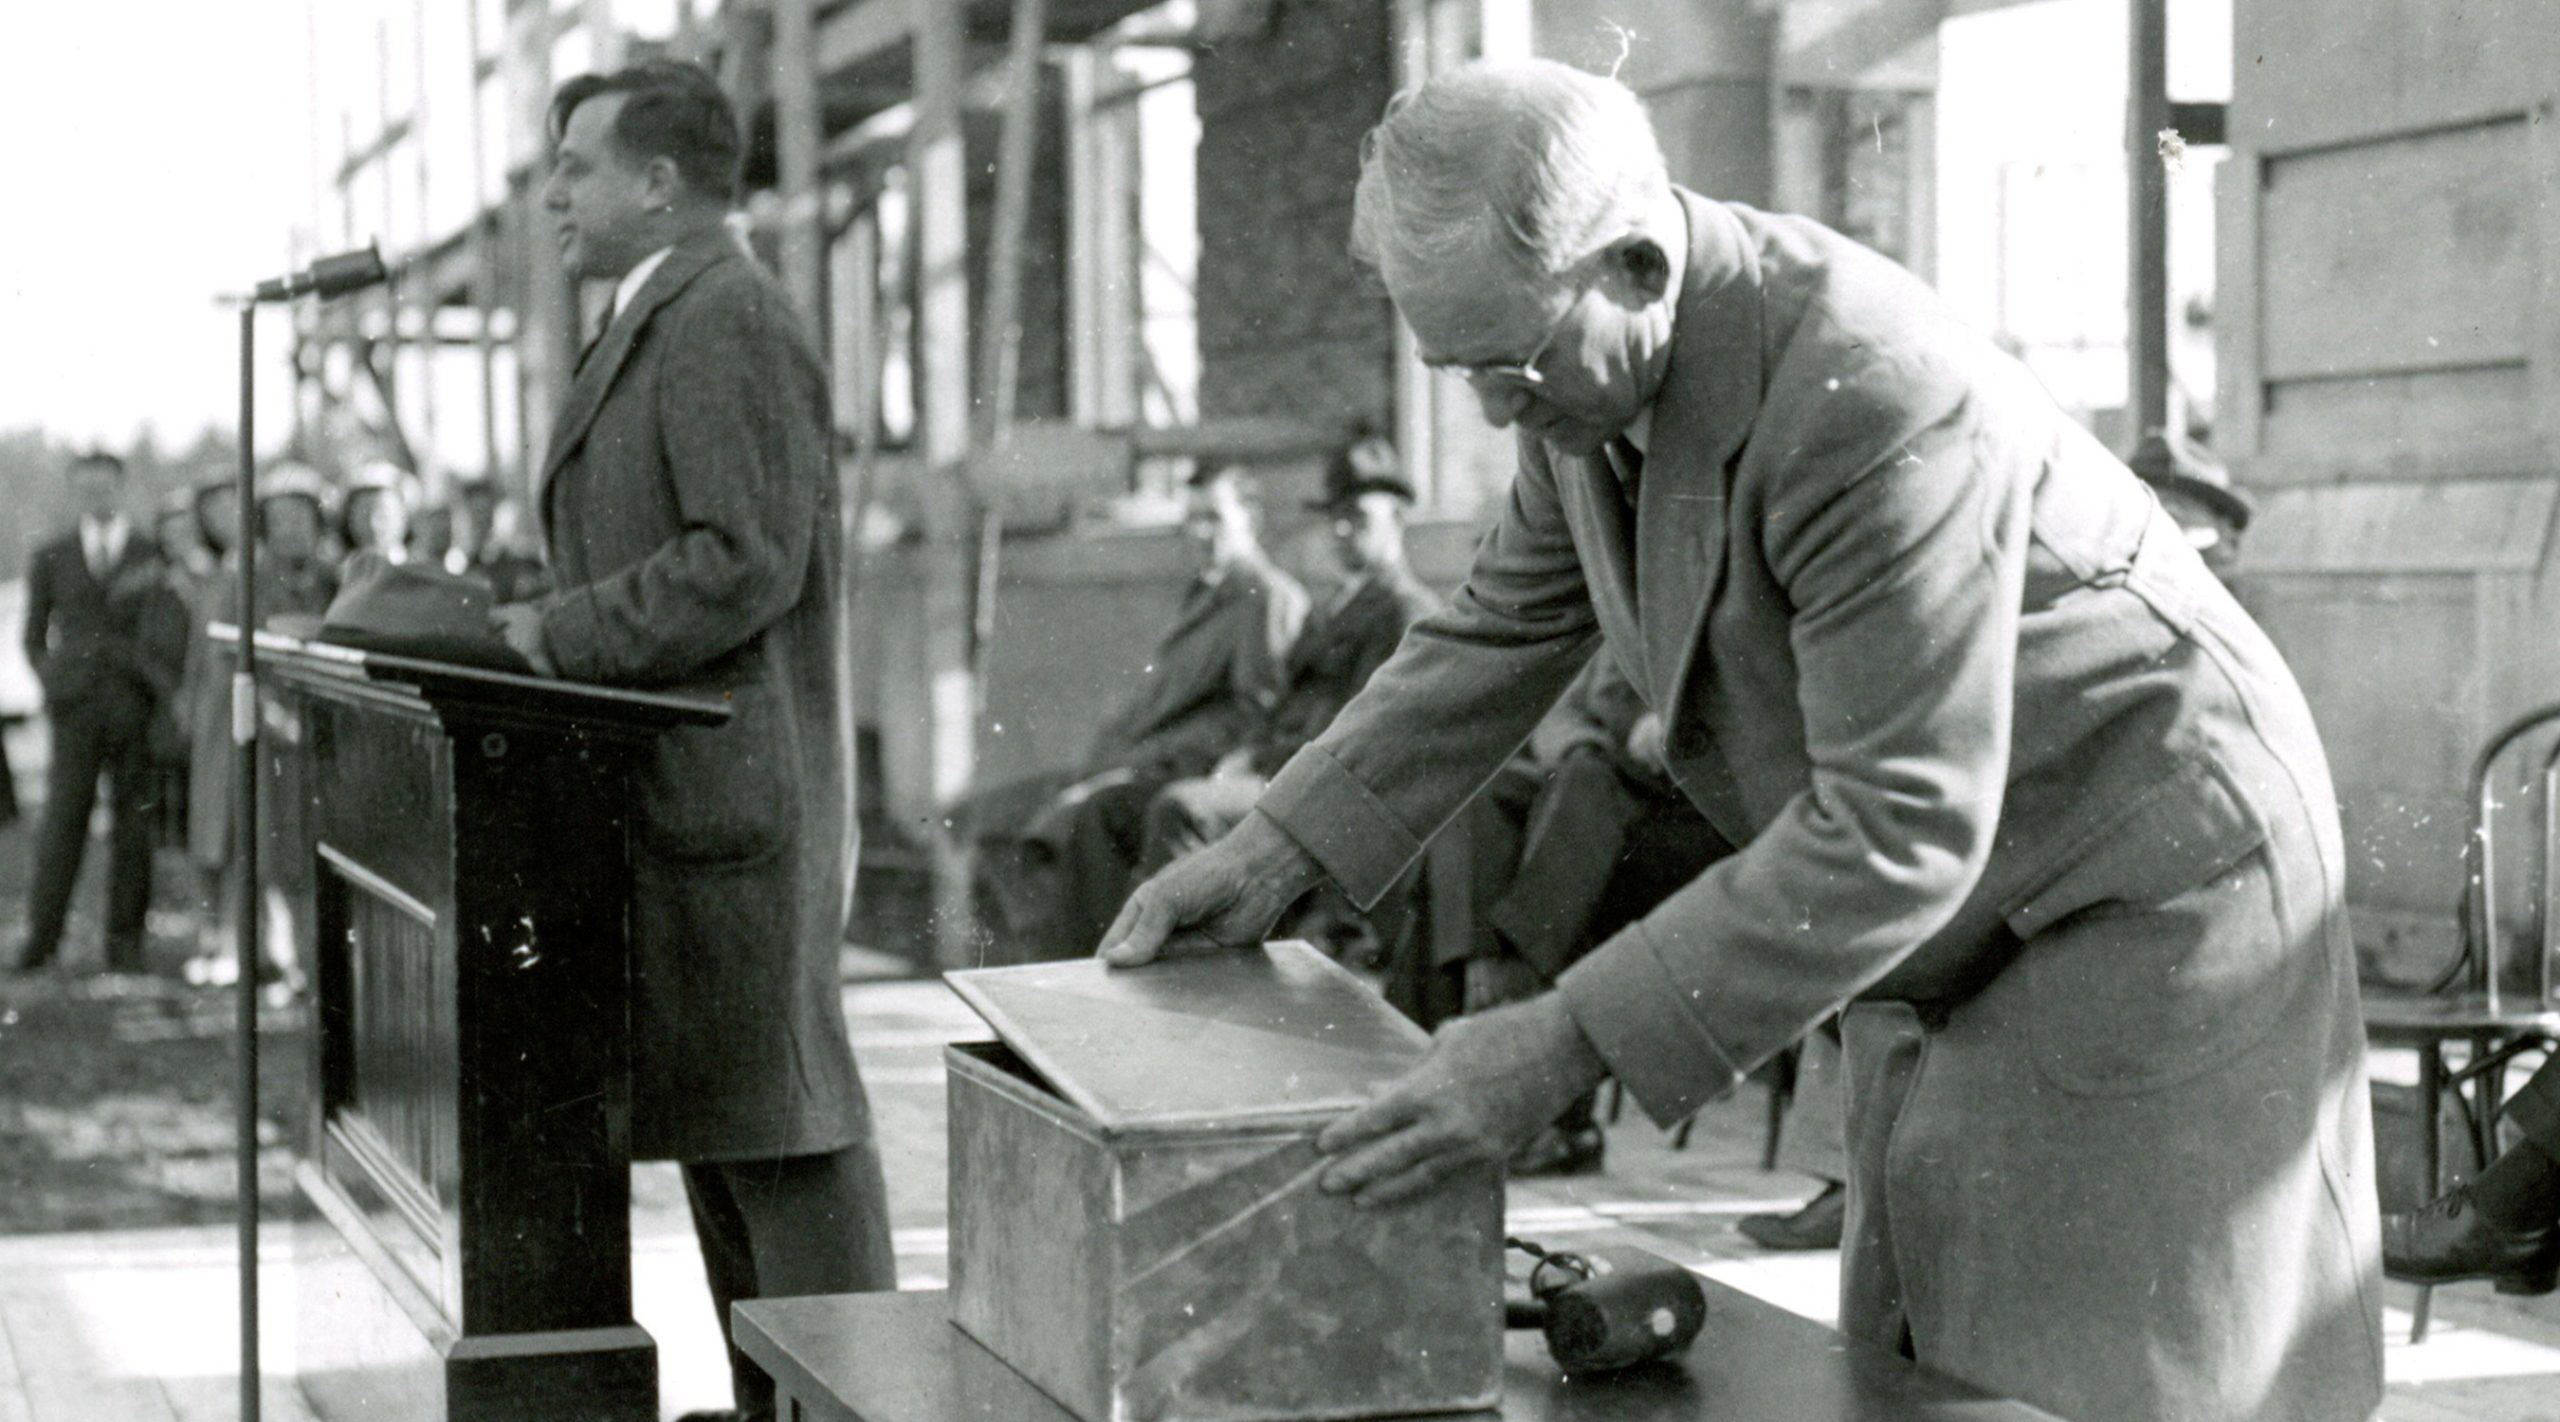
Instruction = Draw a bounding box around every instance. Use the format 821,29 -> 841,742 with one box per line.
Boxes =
318,550 -> 535,674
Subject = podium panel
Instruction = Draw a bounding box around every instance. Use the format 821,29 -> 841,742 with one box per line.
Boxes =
234,632 -> 726,1422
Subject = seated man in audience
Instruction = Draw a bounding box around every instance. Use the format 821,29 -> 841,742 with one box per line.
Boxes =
1138,439 -> 1441,875
1408,652 -> 1734,1173
2386,1049 -> 2560,1292
973,462 -> 1309,958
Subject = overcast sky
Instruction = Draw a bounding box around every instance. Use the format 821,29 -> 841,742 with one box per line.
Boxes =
0,3 -> 317,451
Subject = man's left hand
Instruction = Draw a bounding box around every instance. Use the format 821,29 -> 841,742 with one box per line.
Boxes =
1313,994 -> 1609,1207
490,603 -> 557,676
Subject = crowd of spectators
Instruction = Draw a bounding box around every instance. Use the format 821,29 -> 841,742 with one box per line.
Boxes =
7,449 -> 546,993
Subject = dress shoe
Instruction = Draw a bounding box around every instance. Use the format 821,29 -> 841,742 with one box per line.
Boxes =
1740,1180 -> 1846,1251
1509,1121 -> 1606,1178
2383,1184 -> 2560,1293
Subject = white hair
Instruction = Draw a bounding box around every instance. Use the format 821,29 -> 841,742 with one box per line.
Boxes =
1349,59 -> 1671,288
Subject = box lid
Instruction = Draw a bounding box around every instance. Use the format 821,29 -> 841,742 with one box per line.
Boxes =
945,940 -> 1429,1133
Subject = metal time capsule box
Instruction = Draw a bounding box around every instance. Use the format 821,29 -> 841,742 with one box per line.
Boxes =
943,940 -> 1505,1422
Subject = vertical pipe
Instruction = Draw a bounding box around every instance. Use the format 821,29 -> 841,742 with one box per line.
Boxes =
235,302 -> 263,1422
466,0 -> 503,483
2128,0 -> 2171,444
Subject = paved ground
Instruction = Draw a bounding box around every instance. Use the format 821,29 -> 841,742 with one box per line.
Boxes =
8,973 -> 2560,1419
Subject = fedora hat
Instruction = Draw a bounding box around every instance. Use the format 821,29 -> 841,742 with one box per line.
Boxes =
318,550 -> 534,674
1308,436 -> 1414,511
2128,430 -> 2252,530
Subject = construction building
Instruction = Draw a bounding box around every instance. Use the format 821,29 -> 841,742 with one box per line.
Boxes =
301,0 -> 2247,967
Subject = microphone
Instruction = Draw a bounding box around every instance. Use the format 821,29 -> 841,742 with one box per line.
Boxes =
251,243 -> 390,303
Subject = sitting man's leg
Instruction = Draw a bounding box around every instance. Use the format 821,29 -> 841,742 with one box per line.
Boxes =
1051,776 -> 1165,958
2385,1050 -> 2560,1289
1138,771 -> 1269,875
1741,1023 -> 1850,1250
1484,750 -> 1645,982
953,769 -> 1079,963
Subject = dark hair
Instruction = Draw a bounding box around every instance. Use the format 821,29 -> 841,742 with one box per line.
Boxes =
549,60 -> 742,202
192,481 -> 238,556
69,450 -> 126,479
339,484 -> 390,550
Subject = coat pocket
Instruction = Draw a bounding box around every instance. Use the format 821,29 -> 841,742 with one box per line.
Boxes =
633,682 -> 797,864
2002,761 -> 2297,1096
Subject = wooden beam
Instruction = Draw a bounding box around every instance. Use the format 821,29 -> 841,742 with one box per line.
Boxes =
912,0 -> 980,967
774,0 -> 826,323
976,0 -> 1050,443
820,0 -> 914,76
914,0 -> 971,474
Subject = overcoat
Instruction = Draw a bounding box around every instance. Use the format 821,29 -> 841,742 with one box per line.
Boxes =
1247,565 -> 1441,776
1260,194 -> 2384,1422
534,228 -> 869,1164
1082,555 -> 1308,781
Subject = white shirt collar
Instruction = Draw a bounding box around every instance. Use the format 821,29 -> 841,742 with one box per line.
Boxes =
83,513 -> 128,552
612,246 -> 675,323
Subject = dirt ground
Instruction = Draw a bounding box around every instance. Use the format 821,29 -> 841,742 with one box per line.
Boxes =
0,791 -> 309,1236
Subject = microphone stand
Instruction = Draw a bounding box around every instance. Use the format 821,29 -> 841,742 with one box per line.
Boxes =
230,242 -> 385,1422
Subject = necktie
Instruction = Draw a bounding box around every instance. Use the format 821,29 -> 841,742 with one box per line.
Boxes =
1602,435 -> 1644,507
84,524 -> 105,579
577,297 -> 618,371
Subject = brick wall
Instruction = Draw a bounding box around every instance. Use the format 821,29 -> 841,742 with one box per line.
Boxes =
1191,0 -> 1396,431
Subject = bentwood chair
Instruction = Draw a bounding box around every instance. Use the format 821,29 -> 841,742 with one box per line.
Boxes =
2362,702 -> 2560,1342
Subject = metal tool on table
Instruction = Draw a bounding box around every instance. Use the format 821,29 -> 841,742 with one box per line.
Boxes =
1506,1239 -> 1710,1373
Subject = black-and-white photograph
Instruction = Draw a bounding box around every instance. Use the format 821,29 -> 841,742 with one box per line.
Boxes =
0,1 -> 2536,1419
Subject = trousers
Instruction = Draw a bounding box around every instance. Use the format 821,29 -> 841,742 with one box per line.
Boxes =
24,704 -> 156,969
681,1141 -> 898,1413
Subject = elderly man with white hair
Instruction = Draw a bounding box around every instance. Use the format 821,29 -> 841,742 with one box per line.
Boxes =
1102,58 -> 2382,1422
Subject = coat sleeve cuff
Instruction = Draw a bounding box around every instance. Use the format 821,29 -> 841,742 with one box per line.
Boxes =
1256,742 -> 1426,910
1556,924 -> 1747,1129
537,587 -> 609,682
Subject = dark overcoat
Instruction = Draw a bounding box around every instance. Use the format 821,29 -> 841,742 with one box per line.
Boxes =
1261,195 -> 2382,1421
1083,555 -> 1307,781
1247,565 -> 1440,776
534,229 -> 868,1164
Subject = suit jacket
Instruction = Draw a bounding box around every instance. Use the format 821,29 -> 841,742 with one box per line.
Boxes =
1083,555 -> 1308,781
534,227 -> 864,1163
1259,194 -> 2379,1420
1247,565 -> 1440,776
22,529 -> 183,732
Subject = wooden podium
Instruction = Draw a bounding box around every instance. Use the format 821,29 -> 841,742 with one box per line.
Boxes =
230,630 -> 728,1422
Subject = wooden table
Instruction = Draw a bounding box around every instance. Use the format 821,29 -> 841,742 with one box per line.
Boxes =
737,1286 -> 2063,1421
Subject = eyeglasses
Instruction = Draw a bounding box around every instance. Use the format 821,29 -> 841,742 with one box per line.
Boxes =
1423,296 -> 1575,393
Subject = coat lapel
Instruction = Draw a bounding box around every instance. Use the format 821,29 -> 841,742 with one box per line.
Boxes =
1643,194 -> 1765,743
536,230 -> 740,518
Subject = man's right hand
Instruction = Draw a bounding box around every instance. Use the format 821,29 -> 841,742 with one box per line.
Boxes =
1098,809 -> 1327,967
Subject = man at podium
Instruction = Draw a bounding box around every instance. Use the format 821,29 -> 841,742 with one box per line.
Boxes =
491,60 -> 894,1422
